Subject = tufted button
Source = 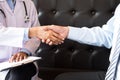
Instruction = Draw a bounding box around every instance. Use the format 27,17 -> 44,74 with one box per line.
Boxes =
52,47 -> 59,54
89,49 -> 94,52
112,11 -> 114,15
55,49 -> 59,54
87,47 -> 94,53
51,9 -> 57,14
68,46 -> 75,52
91,10 -> 96,15
70,9 -> 76,15
109,10 -> 114,15
71,48 -> 75,52
52,47 -> 57,51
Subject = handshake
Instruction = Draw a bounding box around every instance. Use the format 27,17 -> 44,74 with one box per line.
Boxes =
29,25 -> 69,45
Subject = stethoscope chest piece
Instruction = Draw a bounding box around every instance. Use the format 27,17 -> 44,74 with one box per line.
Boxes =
24,16 -> 30,23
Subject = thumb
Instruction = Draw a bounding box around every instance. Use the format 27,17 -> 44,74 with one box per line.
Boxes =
42,26 -> 49,31
48,25 -> 61,33
42,25 -> 58,32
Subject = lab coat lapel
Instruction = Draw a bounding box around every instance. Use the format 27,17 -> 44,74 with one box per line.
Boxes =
14,0 -> 24,13
0,0 -> 14,15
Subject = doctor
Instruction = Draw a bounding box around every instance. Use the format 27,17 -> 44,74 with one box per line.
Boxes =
0,0 -> 63,80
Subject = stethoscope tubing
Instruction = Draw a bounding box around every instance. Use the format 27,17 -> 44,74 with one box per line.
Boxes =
23,1 -> 27,16
0,9 -> 6,17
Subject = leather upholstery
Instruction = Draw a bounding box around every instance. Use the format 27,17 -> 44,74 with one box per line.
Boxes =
32,0 -> 120,80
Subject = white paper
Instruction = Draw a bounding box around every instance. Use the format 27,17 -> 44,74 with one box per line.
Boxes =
0,56 -> 41,71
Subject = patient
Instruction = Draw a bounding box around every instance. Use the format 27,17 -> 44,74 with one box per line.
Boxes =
42,4 -> 120,79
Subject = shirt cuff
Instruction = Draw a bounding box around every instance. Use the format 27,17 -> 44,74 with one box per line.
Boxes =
67,26 -> 78,39
24,28 -> 29,41
20,48 -> 32,56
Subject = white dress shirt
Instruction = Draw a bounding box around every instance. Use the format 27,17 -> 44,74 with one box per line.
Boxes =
68,3 -> 120,80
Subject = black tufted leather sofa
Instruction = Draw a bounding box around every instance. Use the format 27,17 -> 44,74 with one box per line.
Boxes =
32,0 -> 120,80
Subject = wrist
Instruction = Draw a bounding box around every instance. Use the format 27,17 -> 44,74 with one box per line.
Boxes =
20,48 -> 32,56
29,27 -> 37,38
64,26 -> 69,38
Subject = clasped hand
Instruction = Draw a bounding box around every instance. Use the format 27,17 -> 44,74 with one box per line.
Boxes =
29,25 -> 69,45
9,25 -> 69,62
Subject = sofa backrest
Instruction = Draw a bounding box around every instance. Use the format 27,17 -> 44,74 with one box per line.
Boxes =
32,0 -> 120,79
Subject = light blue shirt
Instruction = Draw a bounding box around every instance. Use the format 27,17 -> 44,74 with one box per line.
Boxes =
7,0 -> 15,11
68,4 -> 120,80
68,17 -> 114,48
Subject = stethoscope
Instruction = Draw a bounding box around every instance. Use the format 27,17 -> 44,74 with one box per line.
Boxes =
0,1 -> 29,23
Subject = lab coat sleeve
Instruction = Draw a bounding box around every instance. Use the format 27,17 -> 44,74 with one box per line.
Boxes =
30,0 -> 40,27
0,25 -> 26,48
23,37 -> 41,55
67,16 -> 115,48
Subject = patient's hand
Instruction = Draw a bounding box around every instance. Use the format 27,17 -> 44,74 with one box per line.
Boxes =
43,25 -> 69,45
9,52 -> 28,63
40,25 -> 69,45
40,29 -> 64,45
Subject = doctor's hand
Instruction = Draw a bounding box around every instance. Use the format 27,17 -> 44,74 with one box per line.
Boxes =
9,52 -> 28,63
29,27 -> 64,45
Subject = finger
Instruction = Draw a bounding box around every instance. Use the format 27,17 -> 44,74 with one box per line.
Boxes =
19,56 -> 23,61
42,30 -> 64,45
50,35 -> 63,44
42,39 -> 45,43
52,31 -> 64,41
48,41 -> 53,45
47,25 -> 60,33
49,40 -> 62,45
46,39 -> 51,44
46,36 -> 64,45
9,55 -> 16,63
15,54 -> 21,62
50,31 -> 64,44
24,55 -> 27,59
19,54 -> 28,61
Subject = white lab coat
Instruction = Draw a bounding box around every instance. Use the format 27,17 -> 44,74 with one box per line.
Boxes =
0,0 -> 41,80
